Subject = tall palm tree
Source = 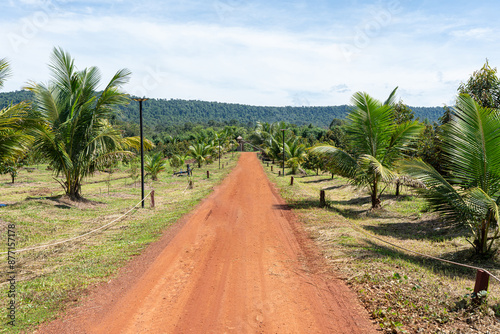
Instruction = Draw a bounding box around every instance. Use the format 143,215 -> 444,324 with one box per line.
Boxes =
26,47 -> 133,200
401,95 -> 500,255
312,91 -> 423,209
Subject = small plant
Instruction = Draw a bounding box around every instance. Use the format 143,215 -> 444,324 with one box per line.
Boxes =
145,152 -> 168,181
0,162 -> 20,183
128,158 -> 140,186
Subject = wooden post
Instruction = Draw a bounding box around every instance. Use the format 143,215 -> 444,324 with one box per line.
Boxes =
278,171 -> 281,176
320,190 -> 326,207
474,269 -> 490,295
188,180 -> 193,189
290,176 -> 294,185
150,190 -> 155,208
271,166 -> 273,172
207,170 -> 210,179
267,163 -> 269,167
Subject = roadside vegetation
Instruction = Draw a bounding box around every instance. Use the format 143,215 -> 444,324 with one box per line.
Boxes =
0,153 -> 239,333
263,164 -> 500,333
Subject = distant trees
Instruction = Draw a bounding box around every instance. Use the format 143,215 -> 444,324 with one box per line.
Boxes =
458,60 -> 500,108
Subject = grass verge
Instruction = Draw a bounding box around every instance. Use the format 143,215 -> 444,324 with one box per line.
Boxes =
0,154 -> 238,333
262,160 -> 500,334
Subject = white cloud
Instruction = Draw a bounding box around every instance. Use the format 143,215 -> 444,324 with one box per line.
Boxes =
1,1 -> 500,108
450,28 -> 495,41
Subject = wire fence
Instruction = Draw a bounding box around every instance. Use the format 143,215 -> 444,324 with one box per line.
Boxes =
341,214 -> 500,284
0,191 -> 153,255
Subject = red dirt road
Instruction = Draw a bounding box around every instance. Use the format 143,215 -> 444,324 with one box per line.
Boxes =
37,153 -> 377,333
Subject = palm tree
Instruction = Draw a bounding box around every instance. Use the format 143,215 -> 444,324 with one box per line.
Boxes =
285,138 -> 306,174
312,91 -> 423,209
401,95 -> 500,255
26,47 -> 133,200
169,153 -> 189,169
145,152 -> 168,181
0,58 -> 36,166
0,99 -> 33,164
189,142 -> 213,168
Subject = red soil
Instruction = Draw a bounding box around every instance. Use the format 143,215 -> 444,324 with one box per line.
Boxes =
36,153 -> 377,333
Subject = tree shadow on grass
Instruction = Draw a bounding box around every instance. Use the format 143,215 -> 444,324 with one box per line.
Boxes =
320,185 -> 344,191
343,239 -> 500,281
272,204 -> 292,211
364,218 -> 471,242
272,198 -> 368,218
302,178 -> 334,184
25,195 -> 105,209
273,199 -> 320,211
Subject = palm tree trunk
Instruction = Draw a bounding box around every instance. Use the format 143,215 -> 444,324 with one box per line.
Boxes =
371,177 -> 381,209
478,211 -> 493,255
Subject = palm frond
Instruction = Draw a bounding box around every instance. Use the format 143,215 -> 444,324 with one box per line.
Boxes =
311,145 -> 357,178
348,91 -> 394,158
383,86 -> 398,106
466,187 -> 499,223
359,154 -> 396,183
400,159 -> 468,221
0,58 -> 12,89
445,94 -> 500,194
385,120 -> 424,161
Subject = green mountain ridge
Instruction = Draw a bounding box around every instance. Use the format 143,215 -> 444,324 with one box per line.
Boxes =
0,90 -> 445,129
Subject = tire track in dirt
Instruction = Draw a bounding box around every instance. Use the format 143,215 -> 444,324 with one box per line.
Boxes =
36,153 -> 377,333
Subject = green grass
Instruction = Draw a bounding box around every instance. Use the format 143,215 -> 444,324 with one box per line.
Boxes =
262,161 -> 500,333
0,154 -> 239,333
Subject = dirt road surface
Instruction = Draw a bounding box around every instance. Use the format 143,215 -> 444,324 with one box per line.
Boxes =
37,153 -> 377,333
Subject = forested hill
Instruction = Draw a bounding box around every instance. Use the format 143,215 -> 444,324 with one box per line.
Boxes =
0,90 -> 445,128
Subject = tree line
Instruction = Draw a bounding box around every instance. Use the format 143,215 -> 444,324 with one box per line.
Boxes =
0,90 -> 445,134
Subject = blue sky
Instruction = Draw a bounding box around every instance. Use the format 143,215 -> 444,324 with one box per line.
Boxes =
1,0 -> 499,107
